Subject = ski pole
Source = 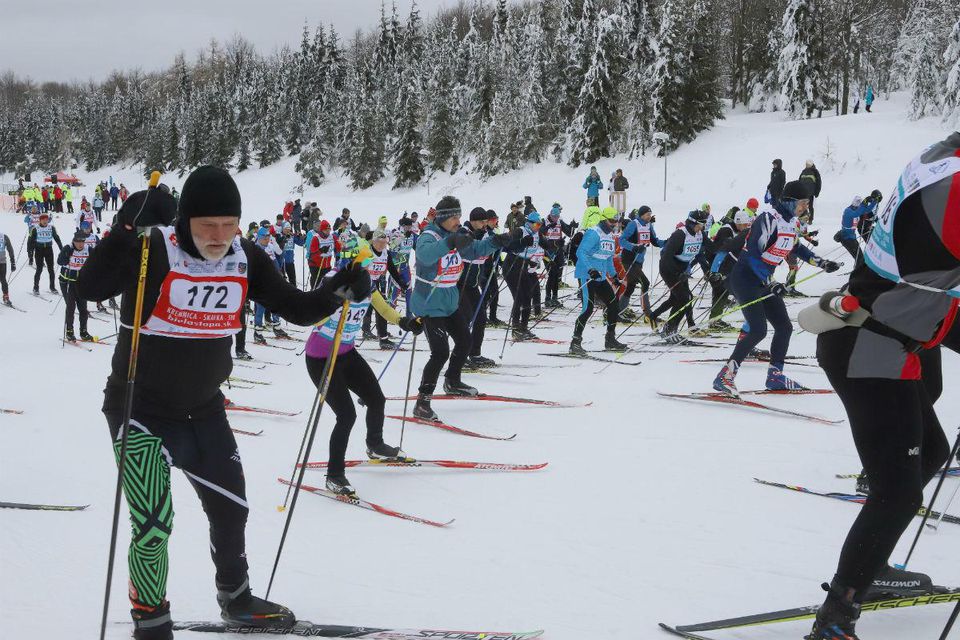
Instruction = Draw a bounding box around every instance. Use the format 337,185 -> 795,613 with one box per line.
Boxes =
896,427 -> 960,570
940,599 -> 960,640
267,247 -> 372,600
468,253 -> 499,332
929,470 -> 960,531
498,256 -> 527,360
99,171 -> 162,640
398,334 -> 418,450
373,272 -> 444,382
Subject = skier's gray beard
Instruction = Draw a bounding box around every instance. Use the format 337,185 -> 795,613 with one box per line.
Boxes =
196,242 -> 231,262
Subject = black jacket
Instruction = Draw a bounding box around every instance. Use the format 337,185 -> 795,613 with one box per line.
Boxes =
76,226 -> 342,420
768,167 -> 786,201
800,166 -> 822,197
659,224 -> 709,280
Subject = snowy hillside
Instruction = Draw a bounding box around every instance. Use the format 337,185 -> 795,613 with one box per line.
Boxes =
1,94 -> 958,640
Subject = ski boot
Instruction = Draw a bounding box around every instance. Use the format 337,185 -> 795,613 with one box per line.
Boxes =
604,330 -> 628,352
49,285 -> 58,294
2,294 -> 10,307
765,365 -> 808,391
79,330 -> 94,342
235,350 -> 254,361
569,336 -> 587,356
660,329 -> 686,345
620,307 -> 638,322
253,330 -> 268,345
97,302 -> 108,313
64,328 -> 76,342
467,355 -> 497,368
866,565 -> 942,599
689,325 -> 711,338
413,394 -> 440,422
443,377 -> 479,397
806,580 -> 861,640
712,359 -> 740,397
710,318 -> 734,331
362,328 -> 377,340
131,599 -> 173,640
269,318 -> 281,328
33,286 -> 40,294
487,318 -> 507,328
109,298 -> 119,310
217,578 -> 295,629
273,326 -> 290,339
379,337 -> 396,350
854,471 -> 869,496
367,442 -> 407,462
325,474 -> 356,496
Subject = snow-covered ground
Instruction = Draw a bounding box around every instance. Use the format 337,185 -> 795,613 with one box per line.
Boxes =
1,93 -> 958,639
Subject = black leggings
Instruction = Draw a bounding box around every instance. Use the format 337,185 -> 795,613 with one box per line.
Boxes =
504,259 -> 535,330
60,279 -> 88,332
574,278 -> 618,337
619,261 -> 651,314
653,271 -> 692,333
419,313 -> 471,393
728,268 -> 792,367
459,284 -> 487,357
106,408 -> 249,606
0,263 -> 8,295
487,269 -> 500,321
817,329 -> 949,592
34,244 -> 55,289
545,248 -> 564,300
283,262 -> 296,287
305,349 -> 386,477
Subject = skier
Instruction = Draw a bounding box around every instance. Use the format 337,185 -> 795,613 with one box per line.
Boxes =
543,203 -> 575,308
75,166 -> 367,639
411,196 -> 515,421
802,133 -> 959,640
706,208 -> 754,328
30,212 -> 63,294
767,159 -> 786,204
837,191 -> 882,262
57,231 -> 93,342
388,215 -> 415,312
712,181 -> 840,396
252,227 -> 288,342
485,210 -> 506,327
569,206 -> 627,355
307,219 -> 340,289
305,257 -> 424,496
278,223 -> 303,286
800,160 -> 822,221
459,208 -> 499,367
0,229 -> 15,306
502,211 -> 543,341
650,210 -> 711,342
583,166 -> 603,207
360,229 -> 408,348
618,206 -> 664,323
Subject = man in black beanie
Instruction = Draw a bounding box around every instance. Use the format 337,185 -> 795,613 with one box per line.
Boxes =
76,165 -> 370,640
458,207 -> 499,367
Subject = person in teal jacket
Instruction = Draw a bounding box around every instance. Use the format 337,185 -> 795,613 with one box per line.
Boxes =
582,166 -> 603,206
411,195 -> 515,421
570,207 -> 627,355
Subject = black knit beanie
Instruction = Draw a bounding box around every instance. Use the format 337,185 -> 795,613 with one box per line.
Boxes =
175,166 -> 242,259
434,196 -> 462,222
469,206 -> 487,222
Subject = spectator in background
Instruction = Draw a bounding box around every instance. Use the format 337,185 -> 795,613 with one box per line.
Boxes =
53,183 -> 64,212
92,192 -> 105,222
119,184 -> 128,204
65,185 -> 74,213
282,200 -> 294,222
767,159 -> 786,204
865,84 -> 875,112
523,195 -> 536,216
610,168 -> 629,214
506,202 -> 524,231
851,86 -> 861,114
171,187 -> 180,206
41,186 -> 50,213
109,183 -> 119,210
799,160 -> 822,221
583,166 -> 603,207
292,198 -> 302,233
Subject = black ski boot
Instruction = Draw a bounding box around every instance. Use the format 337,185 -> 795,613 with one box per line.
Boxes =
109,298 -> 120,310
273,326 -> 290,339
132,599 -> 173,640
413,393 -> 439,421
235,350 -> 254,361
468,355 -> 497,368
2,294 -> 10,307
79,330 -> 94,342
362,328 -> 377,340
569,336 -> 587,356
866,565 -> 942,599
217,579 -> 296,629
367,442 -> 407,461
443,377 -> 479,397
325,474 -> 356,496
379,337 -> 396,350
806,581 -> 861,640
253,330 -> 268,345
64,328 -> 76,342
605,330 -> 628,352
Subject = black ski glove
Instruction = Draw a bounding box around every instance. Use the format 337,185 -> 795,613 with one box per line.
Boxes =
491,232 -> 513,249
115,183 -> 176,231
768,281 -> 789,297
398,316 -> 424,335
816,258 -> 840,273
707,271 -> 724,283
588,268 -> 601,280
323,263 -> 371,302
445,228 -> 472,251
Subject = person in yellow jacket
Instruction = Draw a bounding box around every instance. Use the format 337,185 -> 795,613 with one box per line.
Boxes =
64,186 -> 74,213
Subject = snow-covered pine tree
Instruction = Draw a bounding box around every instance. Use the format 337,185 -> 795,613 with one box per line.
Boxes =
649,0 -> 688,152
423,23 -> 457,174
347,64 -> 387,190
900,0 -> 948,119
517,3 -> 551,164
775,0 -> 826,118
620,0 -> 658,158
253,72 -> 285,168
392,70 -> 425,188
549,0 -> 581,156
682,0 -> 724,135
568,11 -> 624,167
945,17 -> 960,125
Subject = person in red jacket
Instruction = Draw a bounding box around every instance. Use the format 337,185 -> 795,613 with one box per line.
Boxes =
282,200 -> 293,222
307,219 -> 340,288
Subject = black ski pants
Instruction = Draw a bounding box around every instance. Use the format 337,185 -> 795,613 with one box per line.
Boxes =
458,283 -> 487,357
235,304 -> 248,354
619,260 -> 651,314
503,257 -> 535,330
59,279 -> 88,332
306,349 -> 386,478
105,408 -> 248,608
419,313 -> 470,394
817,329 -> 949,592
654,270 -> 693,333
574,278 -> 618,337
283,262 -> 296,287
487,268 -> 501,322
545,247 -> 564,301
33,244 -> 55,290
0,263 -> 8,296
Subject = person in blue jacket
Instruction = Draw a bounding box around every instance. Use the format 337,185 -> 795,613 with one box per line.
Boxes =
865,84 -> 874,112
837,190 -> 882,262
502,211 -> 544,341
570,207 -> 628,355
713,181 -> 840,396
411,196 -> 516,421
583,166 -> 603,206
279,223 -> 305,286
618,205 -> 664,321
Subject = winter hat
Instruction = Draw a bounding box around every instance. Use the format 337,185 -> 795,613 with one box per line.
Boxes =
319,220 -> 331,231
434,196 -> 462,222
485,209 -> 498,221
73,231 -> 87,243
469,207 -> 488,222
637,205 -> 652,217
687,210 -> 709,225
772,159 -> 782,168
247,221 -> 258,231
850,195 -> 863,208
358,223 -> 370,236
79,220 -> 92,230
178,166 -> 241,220
600,206 -> 619,220
399,216 -> 413,227
526,211 -> 542,224
256,227 -> 271,239
781,180 -> 811,201
734,209 -> 753,226
699,202 -> 711,212
39,212 -> 49,220
378,215 -> 388,226
746,197 -> 759,211
372,229 -> 388,242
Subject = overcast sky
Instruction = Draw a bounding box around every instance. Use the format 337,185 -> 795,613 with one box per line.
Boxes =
5,0 -> 472,84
